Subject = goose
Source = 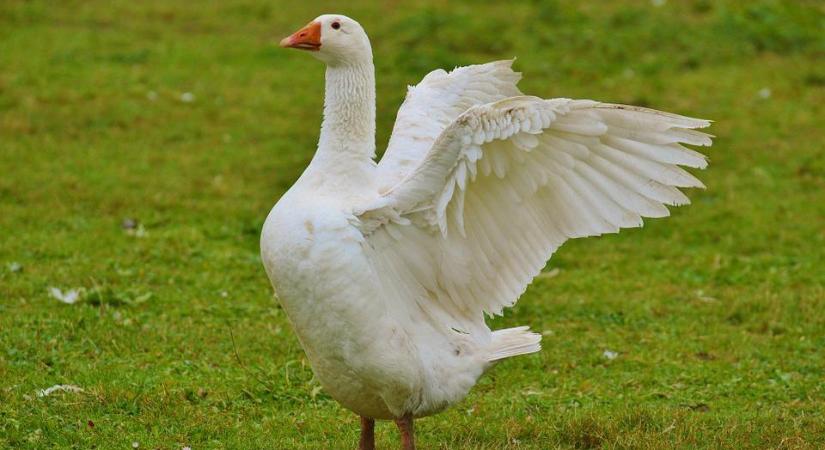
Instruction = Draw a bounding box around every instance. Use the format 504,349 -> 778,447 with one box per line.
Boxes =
260,14 -> 712,450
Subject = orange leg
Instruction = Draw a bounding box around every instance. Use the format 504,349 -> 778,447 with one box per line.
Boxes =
394,413 -> 415,450
359,416 -> 375,450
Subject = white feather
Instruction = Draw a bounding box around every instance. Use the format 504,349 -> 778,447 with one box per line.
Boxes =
262,28 -> 713,422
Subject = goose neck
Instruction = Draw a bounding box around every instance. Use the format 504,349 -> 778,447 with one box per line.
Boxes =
317,62 -> 376,160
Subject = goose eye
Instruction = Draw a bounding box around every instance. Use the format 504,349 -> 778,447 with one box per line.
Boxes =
331,22 -> 341,30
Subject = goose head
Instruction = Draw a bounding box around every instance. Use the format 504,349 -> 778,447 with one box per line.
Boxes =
280,15 -> 372,66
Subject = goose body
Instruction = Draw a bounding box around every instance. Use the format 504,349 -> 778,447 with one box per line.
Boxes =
261,14 -> 712,448
262,185 -> 483,419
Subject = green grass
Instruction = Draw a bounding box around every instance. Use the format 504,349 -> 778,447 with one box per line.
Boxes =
1,0 -> 823,448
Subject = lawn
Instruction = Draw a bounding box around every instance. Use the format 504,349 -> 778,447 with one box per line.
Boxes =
1,0 -> 823,448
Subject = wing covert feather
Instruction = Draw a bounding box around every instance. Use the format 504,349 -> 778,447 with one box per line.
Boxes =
362,92 -> 712,335
376,60 -> 522,191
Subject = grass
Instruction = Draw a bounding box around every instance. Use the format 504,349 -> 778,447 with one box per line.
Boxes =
1,0 -> 823,448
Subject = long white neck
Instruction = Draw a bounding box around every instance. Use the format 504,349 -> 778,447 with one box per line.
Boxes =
305,61 -> 376,191
319,62 -> 375,157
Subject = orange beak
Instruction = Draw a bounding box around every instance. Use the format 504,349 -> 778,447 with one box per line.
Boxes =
279,21 -> 322,51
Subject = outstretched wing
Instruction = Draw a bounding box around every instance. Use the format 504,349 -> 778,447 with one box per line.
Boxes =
360,96 -> 712,336
375,60 -> 522,192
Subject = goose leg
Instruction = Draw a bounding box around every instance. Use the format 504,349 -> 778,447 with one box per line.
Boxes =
394,413 -> 415,450
359,416 -> 375,450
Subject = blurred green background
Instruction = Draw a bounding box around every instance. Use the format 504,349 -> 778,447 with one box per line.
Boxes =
1,0 -> 823,448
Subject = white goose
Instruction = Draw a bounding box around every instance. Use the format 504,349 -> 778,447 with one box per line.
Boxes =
261,14 -> 712,449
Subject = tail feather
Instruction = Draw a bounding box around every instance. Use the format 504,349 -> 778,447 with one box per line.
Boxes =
488,326 -> 542,362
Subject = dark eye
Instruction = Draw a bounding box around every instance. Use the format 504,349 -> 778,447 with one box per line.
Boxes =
331,22 -> 341,30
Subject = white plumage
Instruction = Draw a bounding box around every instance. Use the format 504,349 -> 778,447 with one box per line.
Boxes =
263,14 -> 712,446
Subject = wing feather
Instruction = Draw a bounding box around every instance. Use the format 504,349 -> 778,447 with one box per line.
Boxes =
360,96 -> 712,335
375,60 -> 522,191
